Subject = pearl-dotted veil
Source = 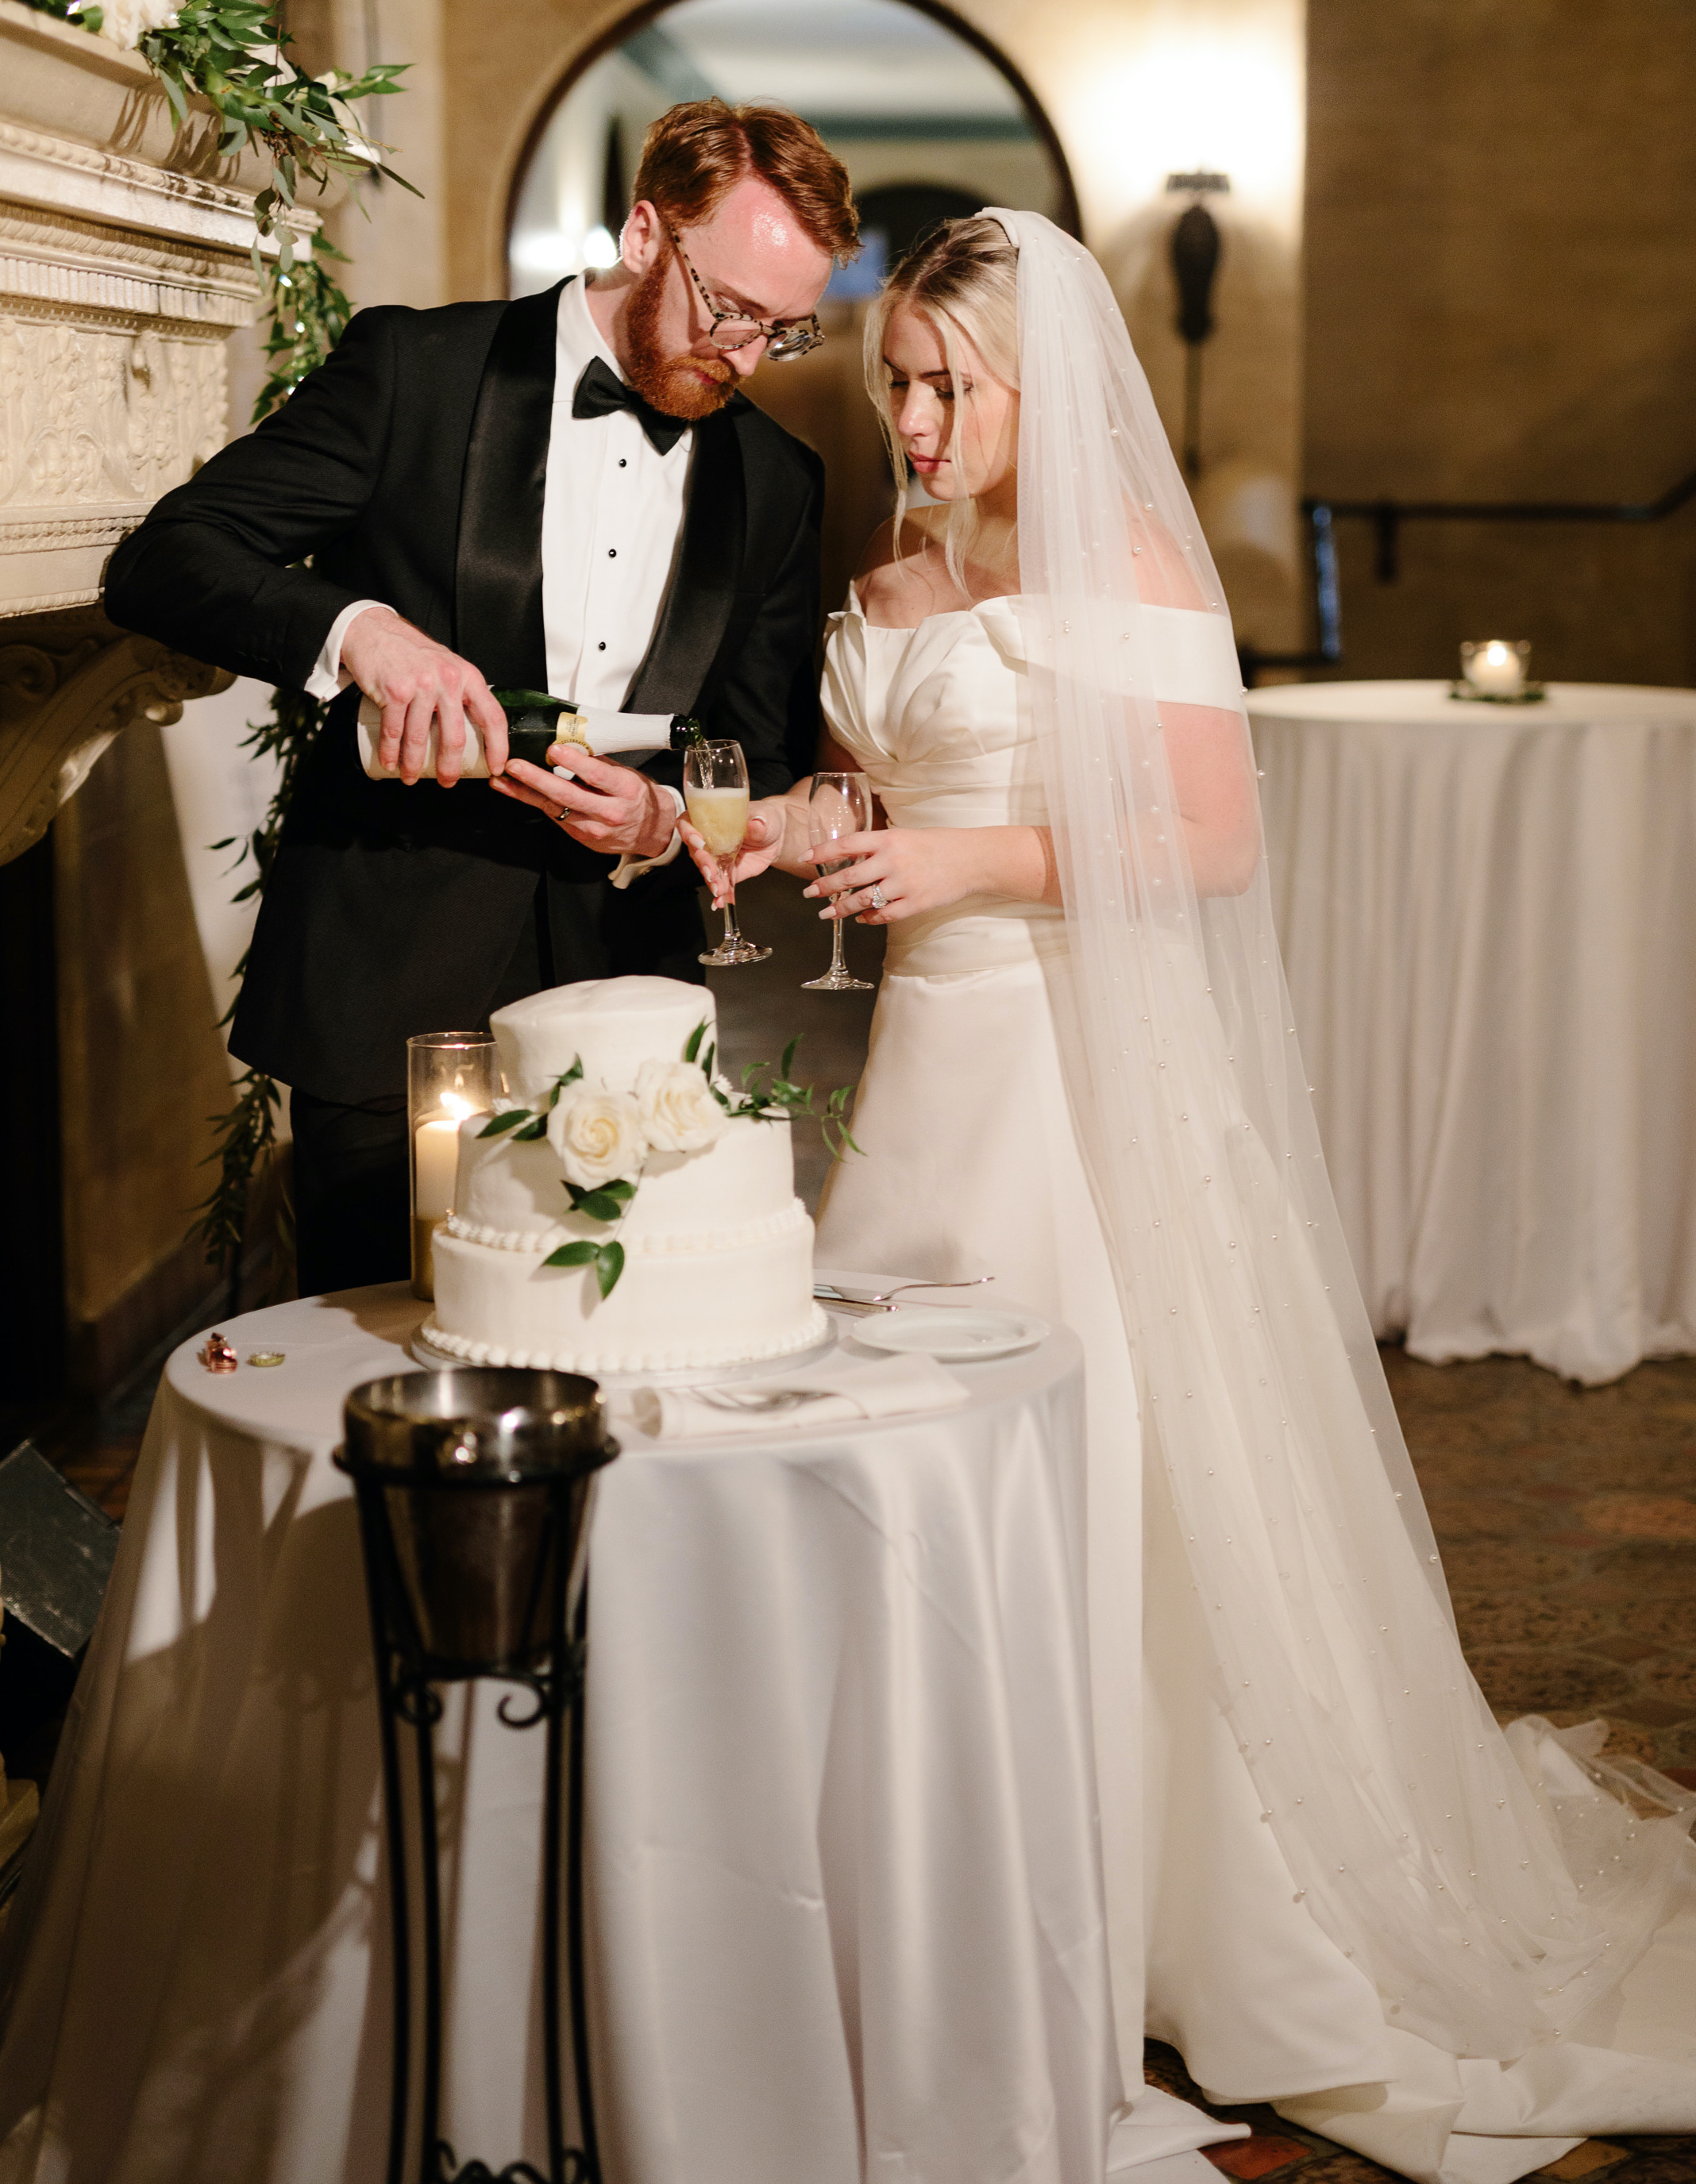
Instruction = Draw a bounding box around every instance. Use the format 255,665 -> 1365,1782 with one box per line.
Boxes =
986,206 -> 1691,2057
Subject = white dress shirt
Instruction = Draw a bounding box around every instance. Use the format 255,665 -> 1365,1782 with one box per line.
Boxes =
308,277 -> 691,873
542,275 -> 693,706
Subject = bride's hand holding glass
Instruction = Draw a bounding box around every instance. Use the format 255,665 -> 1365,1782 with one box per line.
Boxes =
804,823 -> 1051,925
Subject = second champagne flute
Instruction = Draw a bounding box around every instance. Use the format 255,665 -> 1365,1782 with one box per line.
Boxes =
684,740 -> 771,968
803,772 -> 876,992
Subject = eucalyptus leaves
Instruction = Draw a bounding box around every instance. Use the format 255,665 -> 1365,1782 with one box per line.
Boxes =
476,1026 -> 859,1300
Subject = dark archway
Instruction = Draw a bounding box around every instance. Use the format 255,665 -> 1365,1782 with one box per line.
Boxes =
855,182 -> 985,268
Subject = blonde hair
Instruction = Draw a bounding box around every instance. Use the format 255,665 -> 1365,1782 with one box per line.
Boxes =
863,216 -> 1020,591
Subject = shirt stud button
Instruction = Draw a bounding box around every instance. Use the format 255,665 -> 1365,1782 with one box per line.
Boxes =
607,548 -> 617,558
618,457 -> 627,468
597,641 -> 607,651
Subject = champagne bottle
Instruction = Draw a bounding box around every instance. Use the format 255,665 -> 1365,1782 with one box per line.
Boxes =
359,691 -> 709,779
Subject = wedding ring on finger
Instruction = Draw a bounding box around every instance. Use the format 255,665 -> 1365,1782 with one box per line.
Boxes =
868,884 -> 888,910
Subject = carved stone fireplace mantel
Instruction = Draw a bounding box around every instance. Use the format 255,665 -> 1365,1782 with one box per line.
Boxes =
0,0 -> 280,862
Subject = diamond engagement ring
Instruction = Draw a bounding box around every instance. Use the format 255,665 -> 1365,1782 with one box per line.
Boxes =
868,883 -> 888,909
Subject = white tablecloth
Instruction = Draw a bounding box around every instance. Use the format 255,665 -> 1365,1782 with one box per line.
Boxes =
0,1282 -> 1231,2183
1249,680 -> 1696,1384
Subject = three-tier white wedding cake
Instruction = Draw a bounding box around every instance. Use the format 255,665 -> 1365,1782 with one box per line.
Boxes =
425,976 -> 827,1373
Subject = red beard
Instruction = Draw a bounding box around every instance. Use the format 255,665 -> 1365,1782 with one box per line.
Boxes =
625,253 -> 738,419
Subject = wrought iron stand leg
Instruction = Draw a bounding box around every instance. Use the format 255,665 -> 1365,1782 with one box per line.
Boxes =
542,1627 -> 567,2181
565,1582 -> 599,2184
354,1485 -> 413,2184
415,1708 -> 446,2184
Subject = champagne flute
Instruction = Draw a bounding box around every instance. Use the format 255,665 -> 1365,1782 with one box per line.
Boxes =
684,740 -> 771,968
803,772 -> 876,992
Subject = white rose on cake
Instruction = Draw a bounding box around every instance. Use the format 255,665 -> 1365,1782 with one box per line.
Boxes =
634,1059 -> 730,1154
547,1085 -> 646,1189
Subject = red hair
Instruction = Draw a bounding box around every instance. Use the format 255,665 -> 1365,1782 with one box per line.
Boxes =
630,99 -> 859,261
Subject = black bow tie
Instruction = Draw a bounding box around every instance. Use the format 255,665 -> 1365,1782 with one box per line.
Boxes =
572,356 -> 691,456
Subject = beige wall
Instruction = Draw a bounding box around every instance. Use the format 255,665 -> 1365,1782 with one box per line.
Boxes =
1305,0 -> 1696,685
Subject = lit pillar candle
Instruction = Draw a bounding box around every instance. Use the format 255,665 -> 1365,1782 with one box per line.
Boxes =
407,1036 -> 499,1304
414,1114 -> 464,1220
413,1095 -> 472,1300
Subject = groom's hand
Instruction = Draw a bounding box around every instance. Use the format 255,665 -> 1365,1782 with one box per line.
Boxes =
341,606 -> 508,786
494,750 -> 678,858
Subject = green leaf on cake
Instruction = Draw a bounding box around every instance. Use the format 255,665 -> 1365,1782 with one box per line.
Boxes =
478,1107 -> 532,1138
513,1115 -> 550,1141
564,1177 -> 636,1222
545,1057 -> 584,1109
543,1240 -> 598,1269
781,1035 -> 800,1080
594,1241 -> 625,1297
684,1021 -> 707,1065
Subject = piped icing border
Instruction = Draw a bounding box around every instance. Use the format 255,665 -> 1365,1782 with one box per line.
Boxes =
418,1304 -> 830,1377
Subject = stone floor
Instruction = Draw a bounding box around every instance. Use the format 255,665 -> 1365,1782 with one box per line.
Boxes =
22,875 -> 1696,2178
1386,1345 -> 1696,1787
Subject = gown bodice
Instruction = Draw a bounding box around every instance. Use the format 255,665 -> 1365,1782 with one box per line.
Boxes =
820,588 -> 1245,978
822,594 -> 1062,977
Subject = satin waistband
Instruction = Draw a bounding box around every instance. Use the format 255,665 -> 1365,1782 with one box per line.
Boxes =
883,899 -> 1070,979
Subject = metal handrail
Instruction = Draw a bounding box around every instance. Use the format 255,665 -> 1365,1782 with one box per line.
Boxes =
1239,467 -> 1696,687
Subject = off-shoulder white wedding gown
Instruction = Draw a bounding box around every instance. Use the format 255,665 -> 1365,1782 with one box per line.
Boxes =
814,591 -> 1696,2184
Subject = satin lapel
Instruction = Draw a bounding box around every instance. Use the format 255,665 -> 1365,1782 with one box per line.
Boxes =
454,280 -> 563,686
625,403 -> 746,716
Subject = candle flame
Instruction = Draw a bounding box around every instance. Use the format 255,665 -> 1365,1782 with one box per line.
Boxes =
1483,641 -> 1511,666
441,1092 -> 476,1123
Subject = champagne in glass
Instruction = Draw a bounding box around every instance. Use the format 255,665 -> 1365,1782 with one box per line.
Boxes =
684,741 -> 771,968
802,772 -> 876,992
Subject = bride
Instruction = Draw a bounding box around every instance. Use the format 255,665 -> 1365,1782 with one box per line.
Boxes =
683,210 -> 1696,2182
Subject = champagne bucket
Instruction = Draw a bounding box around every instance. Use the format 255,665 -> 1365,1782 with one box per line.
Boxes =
337,1369 -> 617,1678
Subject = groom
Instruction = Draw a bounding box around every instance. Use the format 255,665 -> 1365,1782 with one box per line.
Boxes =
104,101 -> 856,1294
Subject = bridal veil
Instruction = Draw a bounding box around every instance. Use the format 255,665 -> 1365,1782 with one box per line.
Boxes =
985,207 -> 1692,2063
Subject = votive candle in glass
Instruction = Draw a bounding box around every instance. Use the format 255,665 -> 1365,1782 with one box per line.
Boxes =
407,1031 -> 502,1300
1460,639 -> 1531,697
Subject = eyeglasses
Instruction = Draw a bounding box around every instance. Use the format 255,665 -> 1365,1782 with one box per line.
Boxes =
668,229 -> 823,362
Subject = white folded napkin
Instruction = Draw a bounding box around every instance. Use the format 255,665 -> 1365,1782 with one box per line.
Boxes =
630,1352 -> 968,1441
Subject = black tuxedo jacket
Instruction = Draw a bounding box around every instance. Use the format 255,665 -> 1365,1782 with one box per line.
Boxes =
103,279 -> 824,1101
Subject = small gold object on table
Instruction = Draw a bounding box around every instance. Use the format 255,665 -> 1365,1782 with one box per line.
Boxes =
408,1031 -> 503,1301
246,1351 -> 286,1368
1451,638 -> 1545,703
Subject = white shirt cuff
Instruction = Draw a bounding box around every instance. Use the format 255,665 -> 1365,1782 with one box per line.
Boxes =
608,786 -> 685,889
306,599 -> 388,702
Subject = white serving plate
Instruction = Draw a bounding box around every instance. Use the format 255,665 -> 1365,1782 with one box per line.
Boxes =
850,1307 -> 1049,1363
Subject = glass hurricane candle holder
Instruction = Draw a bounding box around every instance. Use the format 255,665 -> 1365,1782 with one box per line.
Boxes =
408,1031 -> 502,1300
1459,639 -> 1532,698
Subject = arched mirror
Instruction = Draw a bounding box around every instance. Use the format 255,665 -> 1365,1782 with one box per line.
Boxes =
507,0 -> 1076,610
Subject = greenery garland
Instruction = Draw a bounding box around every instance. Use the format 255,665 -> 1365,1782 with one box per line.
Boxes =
25,0 -> 415,1292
